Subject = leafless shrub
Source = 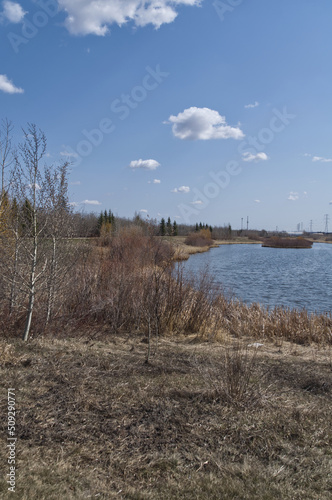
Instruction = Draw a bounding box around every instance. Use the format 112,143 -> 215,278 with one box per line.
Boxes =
197,344 -> 266,409
185,229 -> 213,247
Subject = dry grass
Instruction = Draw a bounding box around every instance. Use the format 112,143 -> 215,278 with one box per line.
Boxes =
0,335 -> 331,499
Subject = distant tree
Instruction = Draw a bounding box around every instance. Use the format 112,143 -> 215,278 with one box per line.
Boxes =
159,218 -> 166,236
173,220 -> 178,236
195,223 -> 199,232
166,217 -> 172,236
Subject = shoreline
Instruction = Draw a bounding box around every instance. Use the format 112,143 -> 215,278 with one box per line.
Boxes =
171,237 -> 262,261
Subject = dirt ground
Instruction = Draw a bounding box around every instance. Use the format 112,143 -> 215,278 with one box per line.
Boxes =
1,332 -> 332,499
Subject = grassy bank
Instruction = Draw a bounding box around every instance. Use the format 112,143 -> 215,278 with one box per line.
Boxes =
170,236 -> 261,261
1,334 -> 331,499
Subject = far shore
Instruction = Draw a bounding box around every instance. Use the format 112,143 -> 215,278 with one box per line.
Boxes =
171,236 -> 332,261
170,236 -> 262,261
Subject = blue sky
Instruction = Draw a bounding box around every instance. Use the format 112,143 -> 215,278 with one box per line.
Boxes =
1,0 -> 332,231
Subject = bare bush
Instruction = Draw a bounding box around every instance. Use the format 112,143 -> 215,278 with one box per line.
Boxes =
197,344 -> 265,409
185,229 -> 213,247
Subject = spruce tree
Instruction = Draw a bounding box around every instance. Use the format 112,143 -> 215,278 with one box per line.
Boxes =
173,220 -> 178,236
166,217 -> 172,236
159,218 -> 166,236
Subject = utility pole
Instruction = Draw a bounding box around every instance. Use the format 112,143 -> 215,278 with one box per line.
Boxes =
324,214 -> 329,233
246,216 -> 249,231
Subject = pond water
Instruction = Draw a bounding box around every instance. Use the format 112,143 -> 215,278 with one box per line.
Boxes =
182,243 -> 332,314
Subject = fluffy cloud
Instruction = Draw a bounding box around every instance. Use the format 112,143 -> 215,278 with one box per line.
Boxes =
1,1 -> 26,23
304,153 -> 332,163
171,185 -> 190,193
153,179 -> 161,184
288,191 -> 299,201
167,107 -> 244,140
242,152 -> 269,162
82,199 -> 101,205
129,159 -> 160,170
312,156 -> 332,163
61,149 -> 79,158
140,209 -> 148,213
0,74 -> 23,94
57,0 -> 200,36
244,101 -> 259,109
254,199 -> 261,203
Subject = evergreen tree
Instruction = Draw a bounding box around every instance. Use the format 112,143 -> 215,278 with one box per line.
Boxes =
173,220 -> 178,236
195,223 -> 199,232
159,218 -> 166,236
166,217 -> 172,236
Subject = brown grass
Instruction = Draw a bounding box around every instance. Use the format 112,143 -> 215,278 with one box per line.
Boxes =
262,236 -> 313,248
0,335 -> 331,499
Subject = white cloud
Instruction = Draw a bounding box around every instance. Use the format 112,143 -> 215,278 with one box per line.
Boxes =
242,152 -> 269,162
167,107 -> 244,140
254,199 -> 261,203
288,191 -> 299,201
0,74 -> 23,94
129,159 -> 160,170
69,201 -> 79,207
140,209 -> 148,213
1,1 -> 26,23
153,179 -> 161,184
244,101 -> 259,109
82,199 -> 101,205
57,0 -> 200,36
312,156 -> 332,163
60,149 -> 79,158
191,200 -> 203,205
171,185 -> 190,193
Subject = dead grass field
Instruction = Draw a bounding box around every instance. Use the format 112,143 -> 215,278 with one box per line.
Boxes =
1,333 -> 331,499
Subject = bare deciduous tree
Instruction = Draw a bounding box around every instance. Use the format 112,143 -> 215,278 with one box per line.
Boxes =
14,123 -> 47,341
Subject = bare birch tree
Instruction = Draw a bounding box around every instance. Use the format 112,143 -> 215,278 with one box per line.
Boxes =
14,123 -> 47,341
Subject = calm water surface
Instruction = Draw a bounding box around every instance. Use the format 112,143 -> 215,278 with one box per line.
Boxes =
183,243 -> 332,314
